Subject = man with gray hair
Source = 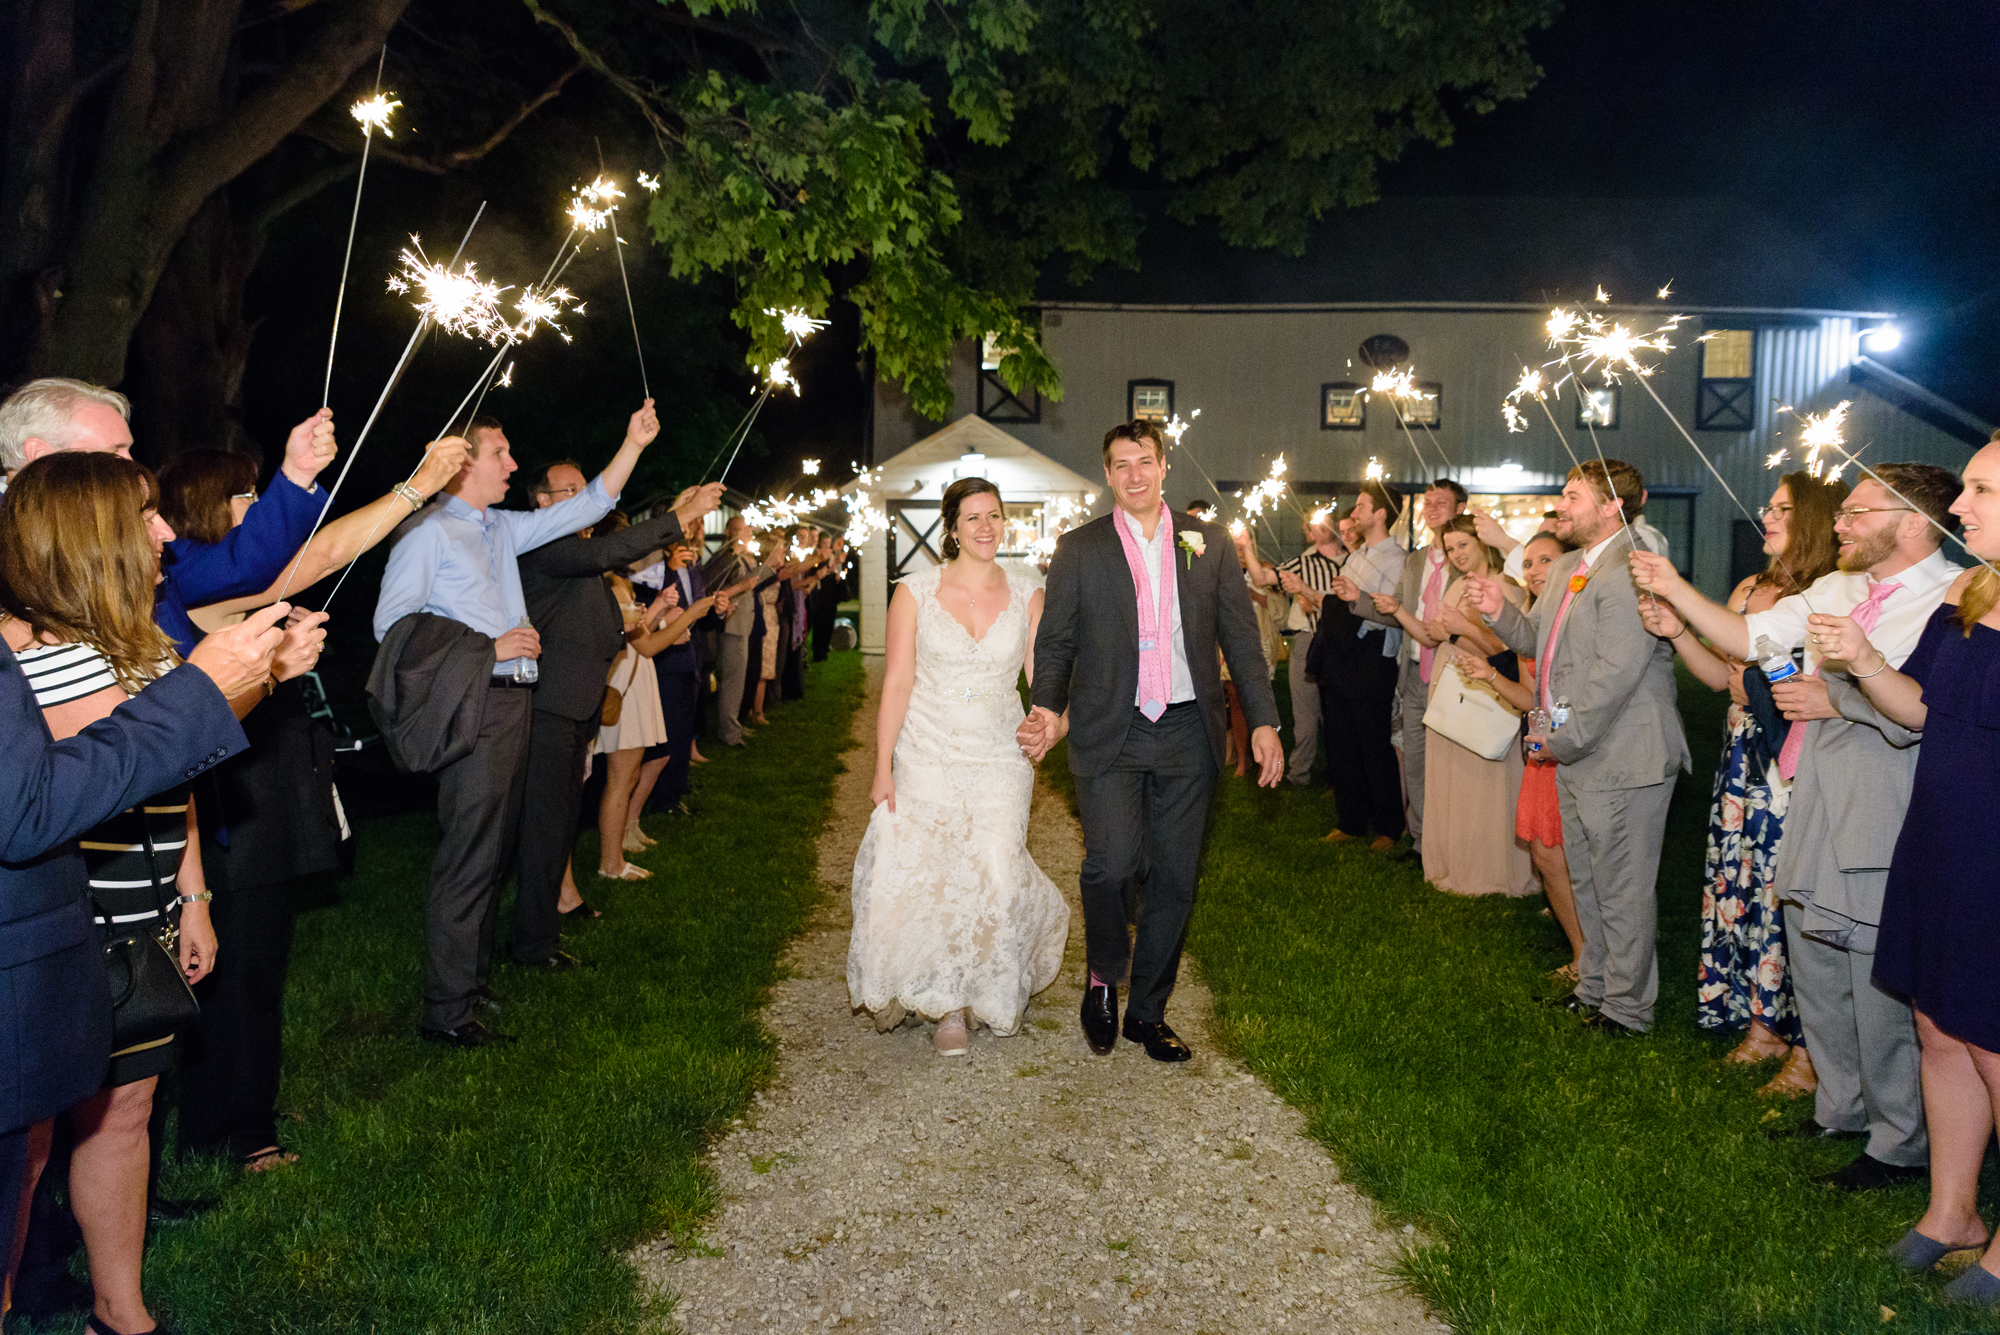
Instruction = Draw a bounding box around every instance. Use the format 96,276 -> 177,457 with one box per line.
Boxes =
0,377 -> 338,652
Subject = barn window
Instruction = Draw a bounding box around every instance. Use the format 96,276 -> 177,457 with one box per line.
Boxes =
1321,382 -> 1365,430
1696,329 -> 1755,431
1129,379 -> 1174,423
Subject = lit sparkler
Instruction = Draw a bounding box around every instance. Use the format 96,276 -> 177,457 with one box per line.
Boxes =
766,306 -> 831,346
802,458 -> 821,476
1594,285 -> 1612,303
350,93 -> 400,137
390,243 -> 508,342
764,357 -> 799,394
1364,458 -> 1385,482
1657,281 -> 1674,300
636,171 -> 660,192
498,363 -> 514,389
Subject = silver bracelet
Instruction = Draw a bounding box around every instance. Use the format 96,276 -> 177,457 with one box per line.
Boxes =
392,481 -> 424,510
1852,657 -> 1890,680
177,891 -> 214,905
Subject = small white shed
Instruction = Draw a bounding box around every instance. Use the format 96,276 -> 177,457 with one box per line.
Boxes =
854,415 -> 1101,654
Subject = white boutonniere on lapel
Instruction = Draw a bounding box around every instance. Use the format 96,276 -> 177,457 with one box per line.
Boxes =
1177,530 -> 1206,569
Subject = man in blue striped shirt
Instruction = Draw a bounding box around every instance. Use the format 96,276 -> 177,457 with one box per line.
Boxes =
373,400 -> 660,1047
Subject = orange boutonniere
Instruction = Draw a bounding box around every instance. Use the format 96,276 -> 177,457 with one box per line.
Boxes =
1567,570 -> 1590,594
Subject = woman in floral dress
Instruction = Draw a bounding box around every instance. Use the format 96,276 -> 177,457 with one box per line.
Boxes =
1650,471 -> 1845,1092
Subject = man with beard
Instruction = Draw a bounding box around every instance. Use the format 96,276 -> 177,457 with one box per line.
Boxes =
1632,463 -> 1962,1189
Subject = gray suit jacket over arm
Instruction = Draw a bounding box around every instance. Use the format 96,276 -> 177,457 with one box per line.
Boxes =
1032,513 -> 1279,778
1487,530 -> 1689,791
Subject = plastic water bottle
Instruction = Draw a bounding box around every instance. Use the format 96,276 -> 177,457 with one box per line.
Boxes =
1526,707 -> 1551,758
513,616 -> 539,684
1550,696 -> 1573,731
1756,635 -> 1799,685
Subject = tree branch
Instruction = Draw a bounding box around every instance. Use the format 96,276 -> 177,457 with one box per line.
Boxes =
522,0 -> 683,148
294,57 -> 585,175
154,0 -> 412,231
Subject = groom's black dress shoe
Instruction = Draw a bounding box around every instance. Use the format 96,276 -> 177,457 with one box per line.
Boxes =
1081,983 -> 1118,1055
1123,1016 -> 1192,1062
1766,1118 -> 1866,1142
1538,991 -> 1597,1016
1811,1152 -> 1927,1191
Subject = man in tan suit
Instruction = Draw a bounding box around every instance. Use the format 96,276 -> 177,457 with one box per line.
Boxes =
1467,460 -> 1689,1034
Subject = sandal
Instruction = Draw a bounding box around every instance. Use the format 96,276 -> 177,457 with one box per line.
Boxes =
243,1145 -> 298,1173
1759,1045 -> 1819,1098
597,863 -> 652,881
1725,1032 -> 1790,1065
1547,962 -> 1580,985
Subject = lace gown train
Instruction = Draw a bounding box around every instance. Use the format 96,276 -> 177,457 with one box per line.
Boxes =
848,564 -> 1069,1035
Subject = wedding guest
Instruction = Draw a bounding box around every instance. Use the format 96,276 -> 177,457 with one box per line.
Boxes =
1244,513 -> 1344,786
1812,440 -> 2000,1298
1471,460 -> 1689,1035
702,516 -> 758,746
513,467 -> 719,937
629,540 -> 726,825
0,378 -> 337,653
1633,462 -> 1959,1180
1374,516 -> 1534,897
372,404 -> 659,1047
1313,483 -> 1407,850
0,512 -> 280,1326
0,453 -> 321,1335
1642,471 -> 1846,1093
156,438 -> 468,1177
1458,531 -> 1584,976
590,514 -> 717,880
809,534 -> 842,661
1356,478 -> 1466,856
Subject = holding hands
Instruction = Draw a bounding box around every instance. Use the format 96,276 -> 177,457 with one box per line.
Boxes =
1016,705 -> 1067,762
281,409 -> 338,491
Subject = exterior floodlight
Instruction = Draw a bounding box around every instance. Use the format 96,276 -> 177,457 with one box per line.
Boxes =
1862,324 -> 1902,353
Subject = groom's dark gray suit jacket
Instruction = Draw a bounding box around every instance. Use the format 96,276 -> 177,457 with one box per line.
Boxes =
1032,512 -> 1280,777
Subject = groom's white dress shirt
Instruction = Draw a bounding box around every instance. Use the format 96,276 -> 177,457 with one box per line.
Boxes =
1121,507 -> 1198,706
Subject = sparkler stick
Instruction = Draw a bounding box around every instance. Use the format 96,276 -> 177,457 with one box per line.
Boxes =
321,49 -> 396,409
592,144 -> 651,400
1369,370 -> 1437,481
702,315 -> 826,483
1162,410 -> 1227,508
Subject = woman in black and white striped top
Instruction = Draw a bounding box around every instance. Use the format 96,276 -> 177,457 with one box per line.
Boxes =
0,452 -> 217,1335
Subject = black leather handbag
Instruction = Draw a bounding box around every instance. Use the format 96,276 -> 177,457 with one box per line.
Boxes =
100,817 -> 200,1052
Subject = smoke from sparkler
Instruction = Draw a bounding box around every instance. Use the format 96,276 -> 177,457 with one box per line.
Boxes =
351,93 -> 400,137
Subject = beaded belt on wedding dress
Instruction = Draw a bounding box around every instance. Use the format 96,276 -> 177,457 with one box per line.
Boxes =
950,686 -> 1014,704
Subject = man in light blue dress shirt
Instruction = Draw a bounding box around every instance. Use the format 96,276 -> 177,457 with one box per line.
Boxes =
374,400 -> 661,1046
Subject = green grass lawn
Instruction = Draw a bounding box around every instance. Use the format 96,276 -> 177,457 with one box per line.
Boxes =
123,653 -> 865,1335
1176,663 -> 1996,1334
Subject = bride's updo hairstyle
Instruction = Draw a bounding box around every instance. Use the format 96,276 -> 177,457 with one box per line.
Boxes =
940,476 -> 1004,561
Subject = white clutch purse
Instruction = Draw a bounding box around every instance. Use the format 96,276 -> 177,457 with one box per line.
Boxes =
1421,658 -> 1523,761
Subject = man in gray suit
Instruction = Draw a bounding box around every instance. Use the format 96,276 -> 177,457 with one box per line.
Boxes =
702,516 -> 758,746
1356,478 -> 1465,855
1020,420 -> 1283,1062
1632,463 -> 1962,1187
1467,459 -> 1688,1034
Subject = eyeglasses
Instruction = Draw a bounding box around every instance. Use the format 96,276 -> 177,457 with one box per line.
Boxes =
231,491 -> 257,503
1834,506 -> 1914,523
541,484 -> 581,500
1756,504 -> 1792,518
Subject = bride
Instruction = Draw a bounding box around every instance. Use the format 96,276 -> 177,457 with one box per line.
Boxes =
849,477 -> 1070,1056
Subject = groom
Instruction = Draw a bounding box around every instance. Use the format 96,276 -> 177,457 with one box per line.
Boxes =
1019,419 -> 1283,1062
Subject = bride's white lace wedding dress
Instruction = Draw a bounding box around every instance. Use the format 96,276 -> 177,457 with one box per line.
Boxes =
848,563 -> 1069,1035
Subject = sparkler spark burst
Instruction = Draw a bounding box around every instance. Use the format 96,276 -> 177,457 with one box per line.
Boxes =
1503,403 -> 1528,433
765,307 -> 830,346
763,357 -> 799,394
1657,281 -> 1674,299
1544,307 -> 1686,382
1163,409 -> 1202,447
390,244 -> 506,341
802,458 -> 821,476
1309,506 -> 1332,527
1594,285 -> 1612,304
636,171 -> 660,192
1368,368 -> 1434,402
511,285 -> 581,344
351,93 -> 400,137
1227,518 -> 1246,537
1364,457 -> 1385,482
567,197 -> 612,233
1235,455 -> 1289,520
498,363 -> 514,389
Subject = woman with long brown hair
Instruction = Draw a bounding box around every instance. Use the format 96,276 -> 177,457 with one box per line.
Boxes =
1645,470 -> 1846,1093
0,452 -> 316,1335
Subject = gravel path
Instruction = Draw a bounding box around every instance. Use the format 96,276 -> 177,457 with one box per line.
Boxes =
635,661 -> 1445,1334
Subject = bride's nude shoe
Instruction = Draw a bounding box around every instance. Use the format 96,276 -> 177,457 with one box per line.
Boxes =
934,1011 -> 970,1057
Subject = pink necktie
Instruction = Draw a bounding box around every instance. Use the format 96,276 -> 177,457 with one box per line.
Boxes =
1538,554 -> 1591,714
1112,503 -> 1177,721
1776,578 -> 1901,780
1417,550 -> 1446,684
